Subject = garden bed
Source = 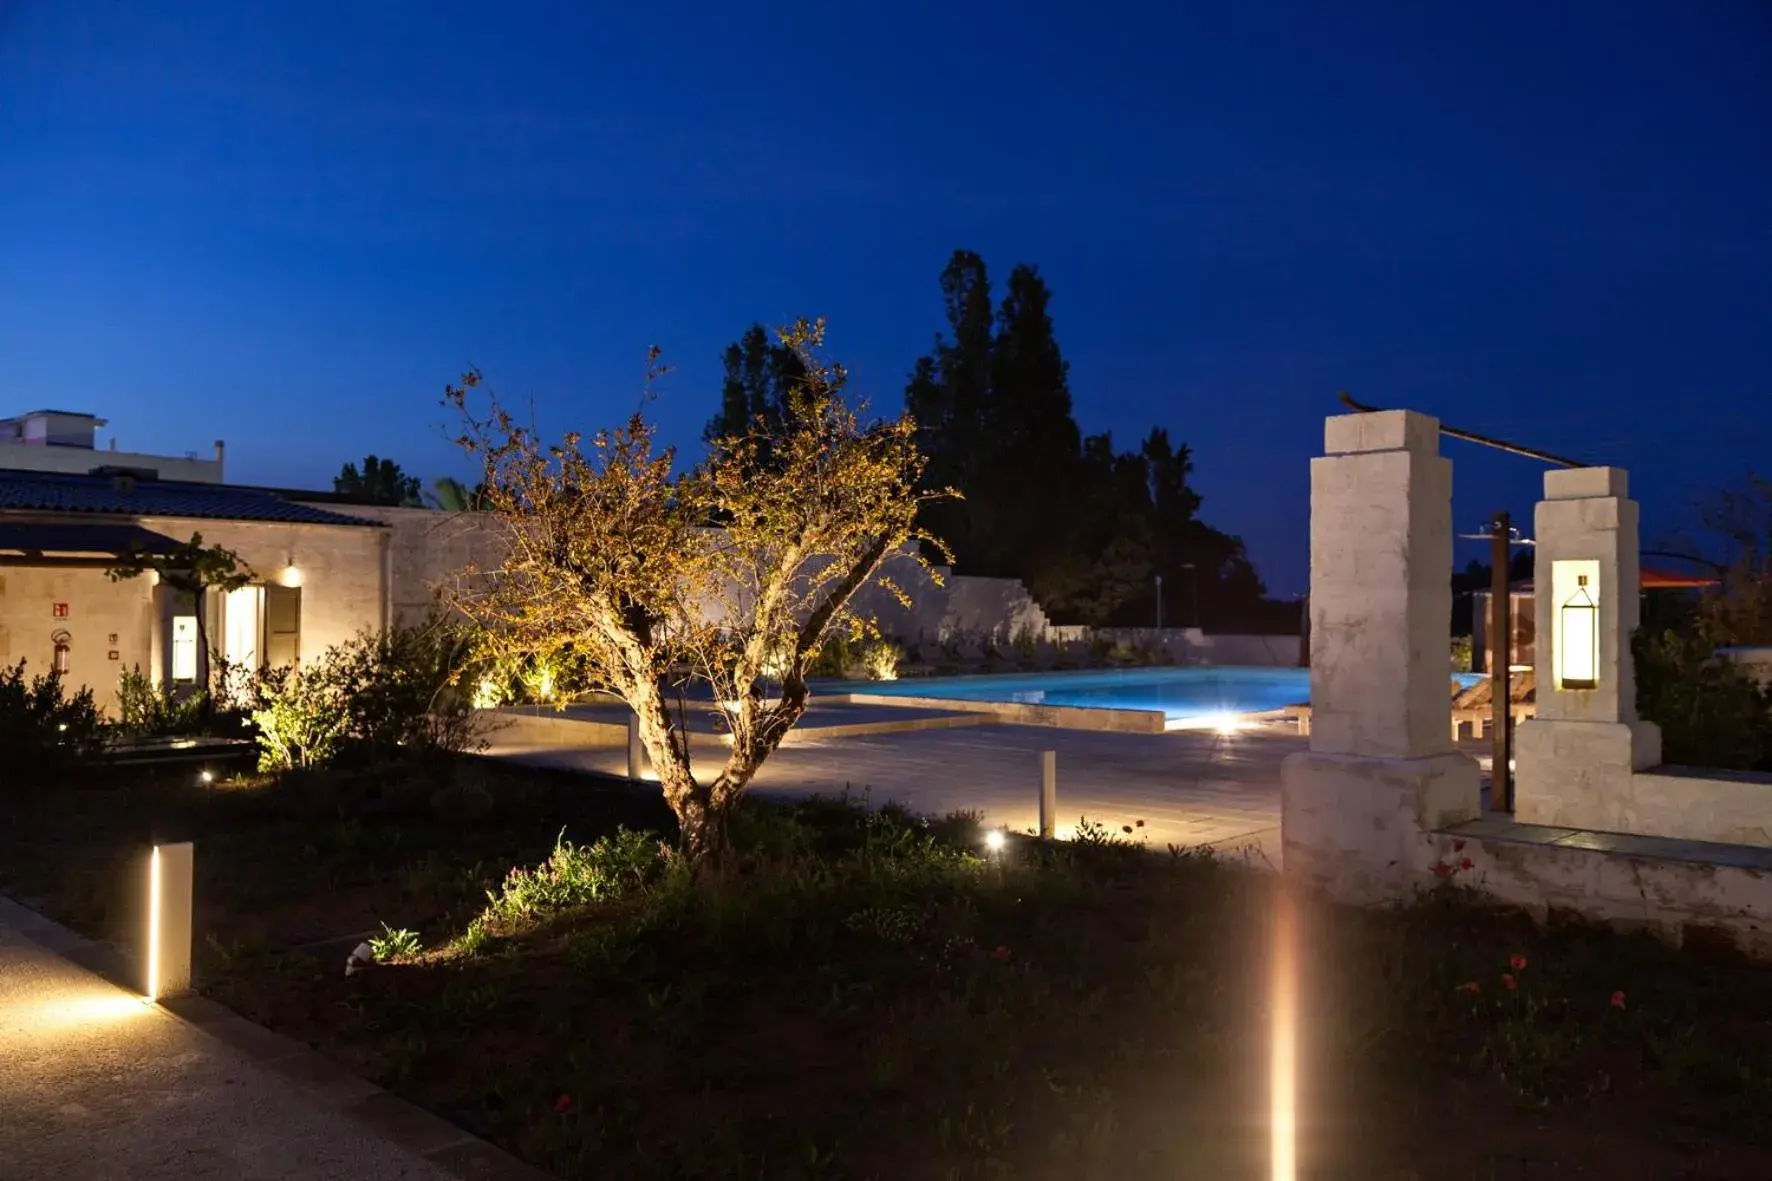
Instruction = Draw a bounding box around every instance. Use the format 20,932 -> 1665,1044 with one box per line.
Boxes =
5,759 -> 1772,1179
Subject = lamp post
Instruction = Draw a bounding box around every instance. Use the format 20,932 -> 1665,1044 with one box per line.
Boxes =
1155,574 -> 1163,631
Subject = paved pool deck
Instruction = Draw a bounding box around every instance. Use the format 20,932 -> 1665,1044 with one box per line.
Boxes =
492,721 -> 1301,864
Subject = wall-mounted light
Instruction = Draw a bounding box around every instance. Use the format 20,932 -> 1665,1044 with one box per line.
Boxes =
280,564 -> 302,588
1551,559 -> 1600,692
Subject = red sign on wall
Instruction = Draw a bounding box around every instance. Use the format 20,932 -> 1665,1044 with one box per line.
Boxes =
51,602 -> 69,619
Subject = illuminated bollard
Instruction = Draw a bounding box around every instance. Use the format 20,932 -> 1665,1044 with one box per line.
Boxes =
146,842 -> 194,1002
1039,750 -> 1057,839
627,714 -> 646,781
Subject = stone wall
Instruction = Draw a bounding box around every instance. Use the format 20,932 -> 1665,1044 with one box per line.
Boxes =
301,504 -> 506,624
318,506 -> 1057,646
142,516 -> 390,668
0,566 -> 155,713
1045,626 -> 1301,667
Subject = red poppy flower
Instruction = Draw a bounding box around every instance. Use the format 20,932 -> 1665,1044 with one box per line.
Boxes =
1509,953 -> 1527,971
1452,839 -> 1467,853
1457,980 -> 1480,994
554,1094 -> 574,1115
1458,858 -> 1474,871
1501,973 -> 1517,991
1610,990 -> 1627,1010
990,945 -> 1012,962
1433,862 -> 1454,879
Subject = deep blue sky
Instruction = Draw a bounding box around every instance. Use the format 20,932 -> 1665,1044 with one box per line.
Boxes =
3,1 -> 1769,596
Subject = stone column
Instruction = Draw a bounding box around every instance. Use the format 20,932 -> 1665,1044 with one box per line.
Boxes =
1281,410 -> 1481,900
1514,467 -> 1661,829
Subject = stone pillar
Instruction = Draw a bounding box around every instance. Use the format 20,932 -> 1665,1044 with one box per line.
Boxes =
1514,467 -> 1661,829
1281,411 -> 1481,901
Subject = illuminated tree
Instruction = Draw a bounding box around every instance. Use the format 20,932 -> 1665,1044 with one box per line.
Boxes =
447,319 -> 946,864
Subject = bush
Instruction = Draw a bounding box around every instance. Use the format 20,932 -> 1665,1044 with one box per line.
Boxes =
0,660 -> 104,772
1635,627 -> 1772,770
1450,635 -> 1474,673
479,828 -> 669,927
808,633 -> 855,679
114,666 -> 209,738
859,638 -> 902,681
252,617 -> 483,772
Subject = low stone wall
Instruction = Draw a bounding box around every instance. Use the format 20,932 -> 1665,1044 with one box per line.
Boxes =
1043,626 -> 1301,667
1539,766 -> 1772,848
837,692 -> 1168,734
477,707 -> 625,748
1426,824 -> 1772,960
1282,755 -> 1772,961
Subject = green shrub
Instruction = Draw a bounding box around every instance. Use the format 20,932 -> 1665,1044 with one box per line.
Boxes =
1450,635 -> 1474,673
859,638 -> 902,681
252,616 -> 483,772
0,660 -> 104,772
115,666 -> 209,738
808,633 -> 855,679
479,828 -> 669,927
1635,628 -> 1772,770
369,923 -> 423,961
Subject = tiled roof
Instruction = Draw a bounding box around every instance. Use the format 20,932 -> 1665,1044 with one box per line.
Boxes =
0,469 -> 381,527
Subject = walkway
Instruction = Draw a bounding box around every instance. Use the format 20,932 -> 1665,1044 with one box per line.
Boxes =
493,721 -> 1294,863
0,899 -> 540,1181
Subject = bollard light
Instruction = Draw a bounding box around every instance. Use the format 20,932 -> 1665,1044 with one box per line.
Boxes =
145,842 -> 194,1003
198,769 -> 214,785
984,829 -> 1006,853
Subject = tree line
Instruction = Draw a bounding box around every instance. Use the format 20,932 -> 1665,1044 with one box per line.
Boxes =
704,249 -> 1277,630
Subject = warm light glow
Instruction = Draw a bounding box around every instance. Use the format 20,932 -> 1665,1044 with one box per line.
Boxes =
1550,559 -> 1601,691
1271,882 -> 1298,1181
146,847 -> 162,1003
3,993 -> 153,1037
472,677 -> 502,709
1168,711 -> 1249,736
170,615 -> 199,682
198,770 -> 214,785
280,564 -> 302,588
984,830 -> 1006,852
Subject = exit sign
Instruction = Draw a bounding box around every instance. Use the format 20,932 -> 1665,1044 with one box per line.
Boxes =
51,603 -> 69,619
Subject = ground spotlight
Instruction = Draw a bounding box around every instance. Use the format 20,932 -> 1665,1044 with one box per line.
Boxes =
984,829 -> 1006,853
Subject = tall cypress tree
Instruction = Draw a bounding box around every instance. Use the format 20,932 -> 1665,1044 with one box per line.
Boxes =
704,324 -> 809,447
905,250 -> 995,569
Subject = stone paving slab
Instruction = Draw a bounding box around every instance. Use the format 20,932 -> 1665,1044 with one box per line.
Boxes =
0,897 -> 548,1181
491,722 -> 1293,861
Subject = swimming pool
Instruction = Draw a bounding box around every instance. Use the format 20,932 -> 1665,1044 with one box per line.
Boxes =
838,667 -> 1484,728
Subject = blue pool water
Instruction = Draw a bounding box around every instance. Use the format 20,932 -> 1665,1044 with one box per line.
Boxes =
841,667 -> 1484,727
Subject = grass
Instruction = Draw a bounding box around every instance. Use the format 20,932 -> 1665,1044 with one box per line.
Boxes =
6,760 -> 1772,1178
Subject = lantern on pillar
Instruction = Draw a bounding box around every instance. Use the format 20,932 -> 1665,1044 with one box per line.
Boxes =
1558,572 -> 1599,691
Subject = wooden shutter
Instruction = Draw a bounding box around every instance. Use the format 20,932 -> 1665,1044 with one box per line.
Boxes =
264,584 -> 302,668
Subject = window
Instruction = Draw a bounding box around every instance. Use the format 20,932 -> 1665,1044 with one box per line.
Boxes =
264,583 -> 301,668
223,585 -> 263,671
171,615 -> 199,682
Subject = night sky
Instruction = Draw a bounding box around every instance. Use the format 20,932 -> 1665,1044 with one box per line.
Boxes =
3,1 -> 1768,596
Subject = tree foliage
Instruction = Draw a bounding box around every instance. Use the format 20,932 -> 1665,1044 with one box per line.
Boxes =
703,323 -> 811,455
336,455 -> 423,506
107,532 -> 254,702
904,249 -> 1265,627
448,318 -> 944,864
426,475 -> 486,512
